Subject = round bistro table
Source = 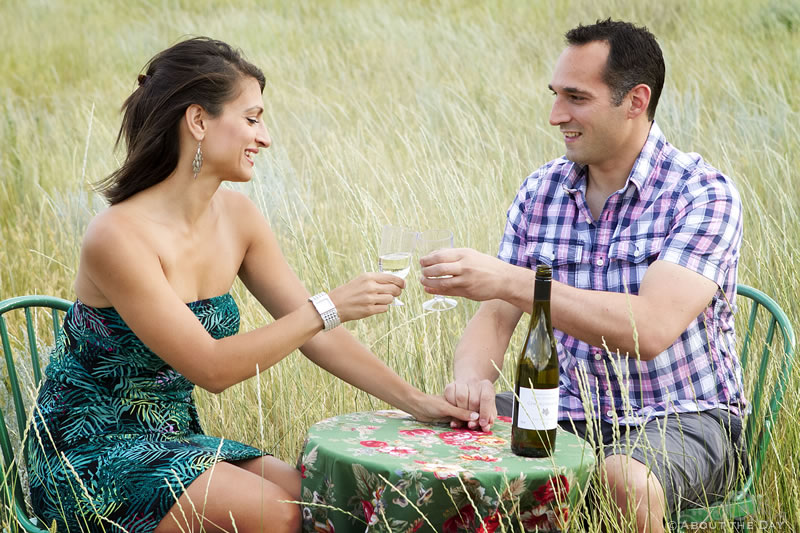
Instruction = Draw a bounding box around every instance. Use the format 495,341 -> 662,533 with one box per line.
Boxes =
299,410 -> 595,532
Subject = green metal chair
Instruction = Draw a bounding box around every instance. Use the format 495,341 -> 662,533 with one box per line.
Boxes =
1,295 -> 71,533
675,284 -> 796,532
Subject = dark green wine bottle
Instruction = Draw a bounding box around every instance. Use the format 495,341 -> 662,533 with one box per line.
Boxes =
511,265 -> 559,457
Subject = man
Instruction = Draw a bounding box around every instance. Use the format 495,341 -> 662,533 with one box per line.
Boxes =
420,19 -> 744,533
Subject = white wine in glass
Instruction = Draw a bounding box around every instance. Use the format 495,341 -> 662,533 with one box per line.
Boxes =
378,253 -> 412,279
378,225 -> 416,306
418,229 -> 458,312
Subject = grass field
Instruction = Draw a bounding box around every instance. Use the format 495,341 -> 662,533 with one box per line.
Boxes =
2,0 -> 799,531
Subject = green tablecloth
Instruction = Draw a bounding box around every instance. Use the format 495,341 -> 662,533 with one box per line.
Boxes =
299,410 -> 595,532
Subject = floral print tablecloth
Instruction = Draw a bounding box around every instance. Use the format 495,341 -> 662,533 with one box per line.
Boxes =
299,411 -> 595,532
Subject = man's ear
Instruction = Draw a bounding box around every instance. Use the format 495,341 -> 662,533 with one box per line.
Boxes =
185,104 -> 206,141
627,84 -> 651,119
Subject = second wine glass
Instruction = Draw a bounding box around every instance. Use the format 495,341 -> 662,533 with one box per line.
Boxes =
418,229 -> 458,312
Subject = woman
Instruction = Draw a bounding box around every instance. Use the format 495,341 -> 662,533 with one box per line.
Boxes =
27,37 -> 474,533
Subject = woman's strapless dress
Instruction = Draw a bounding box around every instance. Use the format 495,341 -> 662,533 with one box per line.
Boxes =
27,293 -> 264,532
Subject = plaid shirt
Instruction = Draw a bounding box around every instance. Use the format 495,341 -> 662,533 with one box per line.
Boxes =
499,122 -> 744,425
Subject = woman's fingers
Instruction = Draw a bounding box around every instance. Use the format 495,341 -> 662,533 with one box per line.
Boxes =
371,272 -> 406,289
330,272 -> 406,322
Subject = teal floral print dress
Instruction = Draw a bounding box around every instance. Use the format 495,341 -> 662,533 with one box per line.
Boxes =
27,294 -> 264,532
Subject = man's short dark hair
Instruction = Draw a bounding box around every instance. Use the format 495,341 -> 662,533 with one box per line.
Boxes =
565,19 -> 664,121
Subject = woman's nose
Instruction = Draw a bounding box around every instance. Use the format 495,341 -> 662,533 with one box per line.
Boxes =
257,124 -> 271,148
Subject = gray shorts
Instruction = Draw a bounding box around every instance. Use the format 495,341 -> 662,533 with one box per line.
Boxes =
496,391 -> 745,512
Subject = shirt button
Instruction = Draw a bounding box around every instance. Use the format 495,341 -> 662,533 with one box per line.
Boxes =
594,352 -> 602,361
633,248 -> 641,257
606,410 -> 614,418
585,216 -> 592,224
596,257 -> 604,266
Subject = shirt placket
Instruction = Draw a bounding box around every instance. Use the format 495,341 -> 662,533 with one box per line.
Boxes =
592,193 -> 622,418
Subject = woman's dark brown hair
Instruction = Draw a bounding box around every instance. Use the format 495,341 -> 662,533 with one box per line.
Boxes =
97,37 -> 265,204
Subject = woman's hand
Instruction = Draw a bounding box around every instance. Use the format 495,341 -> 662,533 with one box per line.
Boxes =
407,393 -> 480,426
328,273 -> 404,323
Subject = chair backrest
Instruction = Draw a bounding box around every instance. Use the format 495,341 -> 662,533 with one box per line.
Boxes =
0,295 -> 71,520
735,284 -> 796,495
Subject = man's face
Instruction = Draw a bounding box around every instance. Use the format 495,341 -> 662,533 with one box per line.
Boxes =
548,42 -> 631,169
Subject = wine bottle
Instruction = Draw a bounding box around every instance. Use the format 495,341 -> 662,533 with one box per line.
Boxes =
511,264 -> 559,457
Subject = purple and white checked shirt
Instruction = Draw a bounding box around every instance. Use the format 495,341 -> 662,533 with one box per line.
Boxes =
499,122 -> 744,425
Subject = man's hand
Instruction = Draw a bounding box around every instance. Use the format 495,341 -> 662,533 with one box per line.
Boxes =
443,379 -> 497,432
419,248 -> 515,302
406,393 -> 479,425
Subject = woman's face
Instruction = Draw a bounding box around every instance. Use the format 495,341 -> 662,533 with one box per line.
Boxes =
201,76 -> 270,182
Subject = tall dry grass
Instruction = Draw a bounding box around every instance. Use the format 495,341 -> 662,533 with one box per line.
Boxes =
2,0 -> 799,531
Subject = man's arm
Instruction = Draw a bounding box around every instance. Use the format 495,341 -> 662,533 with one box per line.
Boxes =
445,299 -> 523,431
422,250 -> 718,360
551,260 -> 717,359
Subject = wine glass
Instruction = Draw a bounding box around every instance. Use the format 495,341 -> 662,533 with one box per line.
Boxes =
418,229 -> 458,312
377,225 -> 416,306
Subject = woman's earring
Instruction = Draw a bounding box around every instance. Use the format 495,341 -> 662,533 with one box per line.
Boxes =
192,141 -> 203,179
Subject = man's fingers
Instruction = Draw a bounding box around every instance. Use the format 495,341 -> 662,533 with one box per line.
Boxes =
420,263 -> 449,279
419,248 -> 461,267
466,383 -> 489,429
478,384 -> 497,431
444,381 -> 494,431
453,383 -> 471,410
467,384 -> 484,413
441,386 -> 477,428
419,274 -> 458,293
444,383 -> 457,406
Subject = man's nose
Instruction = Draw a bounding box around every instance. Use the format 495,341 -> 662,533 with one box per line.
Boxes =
549,98 -> 568,126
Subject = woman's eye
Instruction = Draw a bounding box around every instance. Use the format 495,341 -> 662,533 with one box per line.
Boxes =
246,117 -> 259,125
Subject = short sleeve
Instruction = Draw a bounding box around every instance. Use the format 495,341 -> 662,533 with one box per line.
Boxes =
498,172 -> 538,268
659,170 -> 743,289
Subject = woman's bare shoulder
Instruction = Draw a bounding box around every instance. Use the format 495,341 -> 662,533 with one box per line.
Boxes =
80,204 -> 168,284
76,205 -> 162,305
82,205 -> 146,250
216,188 -> 270,231
217,188 -> 261,212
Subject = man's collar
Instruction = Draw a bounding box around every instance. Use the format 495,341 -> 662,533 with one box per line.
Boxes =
626,121 -> 665,193
562,121 -> 665,194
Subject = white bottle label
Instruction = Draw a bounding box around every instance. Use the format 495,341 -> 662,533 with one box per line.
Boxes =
515,387 -> 559,430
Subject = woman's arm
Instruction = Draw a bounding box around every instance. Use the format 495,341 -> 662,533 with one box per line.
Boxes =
80,197 -> 399,394
236,198 -> 475,423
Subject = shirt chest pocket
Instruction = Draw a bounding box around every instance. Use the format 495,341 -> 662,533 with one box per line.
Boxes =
524,240 -> 586,287
607,236 -> 665,293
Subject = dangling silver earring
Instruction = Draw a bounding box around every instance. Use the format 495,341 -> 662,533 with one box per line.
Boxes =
192,141 -> 203,179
